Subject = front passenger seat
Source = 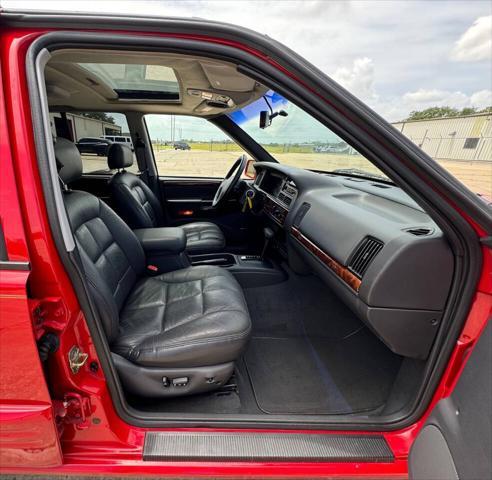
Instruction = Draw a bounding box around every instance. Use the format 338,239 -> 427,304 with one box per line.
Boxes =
107,143 -> 226,254
55,138 -> 251,397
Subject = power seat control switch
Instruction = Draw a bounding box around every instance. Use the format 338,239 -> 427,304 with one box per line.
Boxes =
172,377 -> 189,387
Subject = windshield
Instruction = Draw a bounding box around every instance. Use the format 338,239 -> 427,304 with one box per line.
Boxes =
229,91 -> 389,181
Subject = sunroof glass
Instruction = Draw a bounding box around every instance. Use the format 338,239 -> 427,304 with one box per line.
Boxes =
78,63 -> 180,99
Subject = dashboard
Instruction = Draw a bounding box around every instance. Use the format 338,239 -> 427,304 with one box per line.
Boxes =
252,162 -> 454,360
254,169 -> 298,226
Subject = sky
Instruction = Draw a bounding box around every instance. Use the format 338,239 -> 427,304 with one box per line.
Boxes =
4,0 -> 491,127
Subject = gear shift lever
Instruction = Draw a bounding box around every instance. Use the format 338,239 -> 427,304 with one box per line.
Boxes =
261,227 -> 274,260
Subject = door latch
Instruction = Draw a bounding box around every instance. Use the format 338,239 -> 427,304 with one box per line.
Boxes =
68,345 -> 88,374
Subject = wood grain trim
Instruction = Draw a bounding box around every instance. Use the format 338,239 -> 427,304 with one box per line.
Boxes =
291,227 -> 361,292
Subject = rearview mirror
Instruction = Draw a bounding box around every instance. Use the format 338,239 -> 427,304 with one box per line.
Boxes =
259,108 -> 288,129
259,111 -> 271,129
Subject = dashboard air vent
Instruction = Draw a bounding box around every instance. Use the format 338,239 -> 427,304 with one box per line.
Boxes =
348,237 -> 384,278
405,227 -> 434,236
292,202 -> 311,228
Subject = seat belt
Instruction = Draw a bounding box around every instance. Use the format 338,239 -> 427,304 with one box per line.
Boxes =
134,133 -> 157,191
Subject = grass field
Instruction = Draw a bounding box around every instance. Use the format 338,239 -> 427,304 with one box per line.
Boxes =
81,148 -> 492,197
153,142 -> 315,154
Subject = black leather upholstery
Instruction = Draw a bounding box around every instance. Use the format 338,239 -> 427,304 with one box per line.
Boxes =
107,143 -> 134,170
181,222 -> 226,253
110,171 -> 165,228
112,266 -> 251,368
56,137 -> 83,184
133,227 -> 186,254
55,139 -> 251,396
63,189 -> 145,342
107,146 -> 226,254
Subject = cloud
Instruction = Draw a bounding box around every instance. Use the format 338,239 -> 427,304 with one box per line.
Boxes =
402,89 -> 470,109
470,89 -> 492,106
376,88 -> 492,122
451,15 -> 492,62
3,0 -> 491,123
402,88 -> 492,110
331,57 -> 378,102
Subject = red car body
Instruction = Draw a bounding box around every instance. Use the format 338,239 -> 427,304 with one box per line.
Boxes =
0,13 -> 490,479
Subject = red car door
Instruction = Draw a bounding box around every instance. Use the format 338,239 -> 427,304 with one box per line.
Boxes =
0,61 -> 62,468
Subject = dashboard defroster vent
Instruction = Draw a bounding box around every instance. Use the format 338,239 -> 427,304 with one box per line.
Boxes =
405,227 -> 434,236
292,202 -> 311,228
348,237 -> 384,278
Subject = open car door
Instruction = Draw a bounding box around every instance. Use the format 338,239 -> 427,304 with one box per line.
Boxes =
409,321 -> 491,480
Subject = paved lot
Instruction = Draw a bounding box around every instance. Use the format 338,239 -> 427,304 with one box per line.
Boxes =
81,149 -> 492,197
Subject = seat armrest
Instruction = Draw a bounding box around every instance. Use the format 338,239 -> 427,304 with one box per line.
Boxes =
133,227 -> 187,255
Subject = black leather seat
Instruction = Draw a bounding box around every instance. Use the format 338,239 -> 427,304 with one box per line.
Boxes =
107,143 -> 225,254
56,138 -> 251,397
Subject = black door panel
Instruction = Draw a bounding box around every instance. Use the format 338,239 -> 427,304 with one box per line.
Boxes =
159,177 -> 255,248
160,177 -> 221,221
409,321 -> 492,480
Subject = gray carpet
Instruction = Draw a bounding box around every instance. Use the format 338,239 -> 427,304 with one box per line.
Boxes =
242,270 -> 402,415
130,269 -> 402,416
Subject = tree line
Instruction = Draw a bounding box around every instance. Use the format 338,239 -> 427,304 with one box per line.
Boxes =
406,106 -> 492,121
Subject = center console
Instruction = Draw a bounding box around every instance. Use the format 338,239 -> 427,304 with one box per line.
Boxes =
189,252 -> 286,287
134,227 -> 190,273
134,226 -> 286,287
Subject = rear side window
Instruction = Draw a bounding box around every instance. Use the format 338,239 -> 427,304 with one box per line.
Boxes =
50,112 -> 138,174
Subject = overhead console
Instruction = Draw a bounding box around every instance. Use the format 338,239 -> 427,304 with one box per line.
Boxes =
253,162 -> 454,360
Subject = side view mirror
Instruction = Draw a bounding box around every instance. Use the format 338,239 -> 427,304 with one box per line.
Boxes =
244,159 -> 257,179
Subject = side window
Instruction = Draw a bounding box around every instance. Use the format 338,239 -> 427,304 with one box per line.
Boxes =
145,115 -> 247,178
49,112 -> 138,174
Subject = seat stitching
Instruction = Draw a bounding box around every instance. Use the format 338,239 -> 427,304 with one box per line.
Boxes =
117,309 -> 249,346
133,325 -> 252,355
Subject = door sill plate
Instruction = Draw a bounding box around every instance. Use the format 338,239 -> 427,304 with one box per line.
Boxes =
143,431 -> 394,462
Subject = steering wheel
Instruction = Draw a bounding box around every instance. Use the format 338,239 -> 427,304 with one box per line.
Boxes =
212,154 -> 248,208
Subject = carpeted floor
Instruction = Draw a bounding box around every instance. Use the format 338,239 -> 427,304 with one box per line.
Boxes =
242,269 -> 402,415
131,268 -> 402,416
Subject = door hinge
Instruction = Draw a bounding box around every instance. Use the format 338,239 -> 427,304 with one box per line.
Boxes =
54,392 -> 92,430
30,296 -> 67,335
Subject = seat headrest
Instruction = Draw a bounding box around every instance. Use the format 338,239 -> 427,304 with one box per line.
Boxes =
108,143 -> 134,170
54,137 -> 83,185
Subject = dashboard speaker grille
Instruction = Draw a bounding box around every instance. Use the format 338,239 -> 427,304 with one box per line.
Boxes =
348,236 -> 384,278
292,202 -> 311,227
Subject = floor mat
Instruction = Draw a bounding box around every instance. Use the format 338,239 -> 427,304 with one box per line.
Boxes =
243,271 -> 362,340
244,330 -> 401,415
243,269 -> 402,415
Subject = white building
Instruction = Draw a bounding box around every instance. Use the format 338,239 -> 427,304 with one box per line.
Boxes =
393,113 -> 491,162
49,112 -> 121,141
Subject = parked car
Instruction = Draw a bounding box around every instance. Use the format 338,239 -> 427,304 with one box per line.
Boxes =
75,136 -> 112,156
0,9 -> 490,480
174,141 -> 191,150
102,134 -> 134,150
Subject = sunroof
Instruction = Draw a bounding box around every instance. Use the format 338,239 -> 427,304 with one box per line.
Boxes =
77,63 -> 180,100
